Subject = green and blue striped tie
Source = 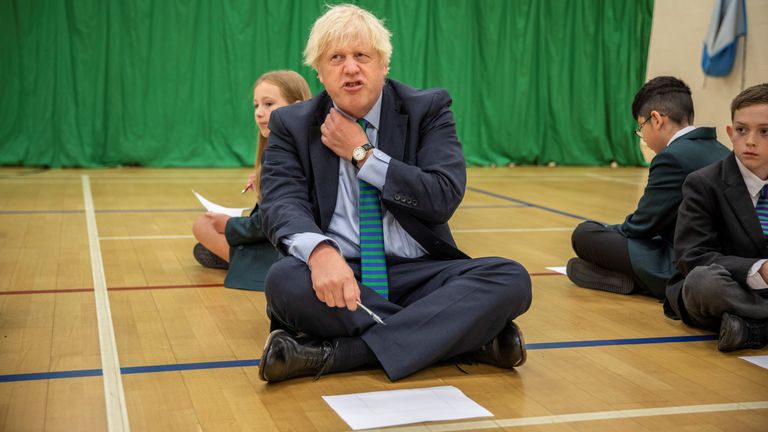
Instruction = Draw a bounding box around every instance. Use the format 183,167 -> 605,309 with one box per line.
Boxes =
357,119 -> 388,298
757,185 -> 768,236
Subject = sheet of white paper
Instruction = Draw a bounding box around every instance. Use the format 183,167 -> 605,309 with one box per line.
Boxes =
740,355 -> 768,369
322,385 -> 492,430
192,191 -> 248,217
546,266 -> 567,275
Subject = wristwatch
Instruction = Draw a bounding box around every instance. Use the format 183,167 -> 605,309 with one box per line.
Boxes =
351,143 -> 374,166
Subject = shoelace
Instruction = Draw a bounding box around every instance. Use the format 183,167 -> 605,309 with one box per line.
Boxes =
312,341 -> 336,381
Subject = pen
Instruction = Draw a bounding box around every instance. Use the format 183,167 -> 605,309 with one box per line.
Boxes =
240,183 -> 253,194
356,301 -> 386,325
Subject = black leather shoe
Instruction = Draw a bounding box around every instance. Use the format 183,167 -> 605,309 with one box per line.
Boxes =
718,312 -> 768,352
193,243 -> 229,270
566,257 -> 634,294
258,330 -> 335,383
472,321 -> 527,368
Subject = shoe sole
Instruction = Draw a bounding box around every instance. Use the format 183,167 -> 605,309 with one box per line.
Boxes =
258,330 -> 285,382
566,258 -> 634,295
512,322 -> 527,367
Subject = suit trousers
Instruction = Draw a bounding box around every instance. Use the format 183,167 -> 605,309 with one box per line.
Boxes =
681,264 -> 768,332
264,255 -> 532,381
571,221 -> 650,290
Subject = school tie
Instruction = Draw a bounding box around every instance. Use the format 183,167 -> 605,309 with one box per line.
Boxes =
357,119 -> 389,298
757,185 -> 768,236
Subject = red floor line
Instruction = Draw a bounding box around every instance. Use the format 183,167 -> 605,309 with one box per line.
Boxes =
2,274 -> 560,296
0,283 -> 225,296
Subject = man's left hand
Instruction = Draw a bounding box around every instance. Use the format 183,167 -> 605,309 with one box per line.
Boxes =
320,108 -> 368,160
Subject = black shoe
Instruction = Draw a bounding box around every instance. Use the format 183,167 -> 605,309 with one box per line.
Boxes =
718,312 -> 768,352
258,330 -> 336,383
472,321 -> 527,368
193,243 -> 229,270
566,257 -> 634,294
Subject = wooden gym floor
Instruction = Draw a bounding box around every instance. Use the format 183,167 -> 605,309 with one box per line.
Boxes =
0,166 -> 766,431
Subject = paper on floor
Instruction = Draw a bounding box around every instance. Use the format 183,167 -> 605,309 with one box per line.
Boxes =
193,190 -> 248,217
322,385 -> 492,430
740,355 -> 768,370
546,266 -> 567,275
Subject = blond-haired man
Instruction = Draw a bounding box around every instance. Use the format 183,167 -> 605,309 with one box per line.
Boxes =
258,4 -> 532,382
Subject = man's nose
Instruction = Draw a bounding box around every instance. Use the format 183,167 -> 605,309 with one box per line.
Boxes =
342,57 -> 360,74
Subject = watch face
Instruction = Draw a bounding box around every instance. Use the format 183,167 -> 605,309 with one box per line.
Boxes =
353,147 -> 366,161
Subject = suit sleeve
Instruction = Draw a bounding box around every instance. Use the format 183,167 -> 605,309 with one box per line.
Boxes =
617,151 -> 684,239
380,90 -> 466,224
259,109 -> 323,253
675,173 -> 757,286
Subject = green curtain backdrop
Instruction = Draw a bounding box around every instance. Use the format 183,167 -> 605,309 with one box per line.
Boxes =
0,0 -> 653,168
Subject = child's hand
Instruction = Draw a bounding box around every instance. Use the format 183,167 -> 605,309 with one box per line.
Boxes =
241,172 -> 257,194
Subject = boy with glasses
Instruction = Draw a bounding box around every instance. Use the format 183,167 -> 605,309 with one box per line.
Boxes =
567,76 -> 729,299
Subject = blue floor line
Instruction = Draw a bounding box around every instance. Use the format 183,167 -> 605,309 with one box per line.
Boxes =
467,186 -> 605,224
0,334 -> 716,383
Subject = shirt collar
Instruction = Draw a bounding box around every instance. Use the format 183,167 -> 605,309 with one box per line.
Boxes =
735,155 -> 768,198
667,125 -> 697,147
331,91 -> 383,131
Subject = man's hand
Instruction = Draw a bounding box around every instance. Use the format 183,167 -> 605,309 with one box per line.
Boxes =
307,242 -> 360,311
205,212 -> 230,233
320,108 -> 369,161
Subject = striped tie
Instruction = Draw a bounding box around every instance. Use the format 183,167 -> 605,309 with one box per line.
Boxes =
757,185 -> 768,236
357,119 -> 389,298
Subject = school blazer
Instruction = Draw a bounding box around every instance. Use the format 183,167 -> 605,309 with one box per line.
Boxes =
610,128 -> 730,299
222,207 -> 280,291
665,153 -> 768,321
259,79 -> 469,260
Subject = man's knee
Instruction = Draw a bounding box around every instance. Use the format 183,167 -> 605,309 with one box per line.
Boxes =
265,257 -> 313,310
478,258 -> 532,312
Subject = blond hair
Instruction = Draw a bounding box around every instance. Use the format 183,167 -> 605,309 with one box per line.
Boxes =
252,70 -> 311,203
304,4 -> 392,70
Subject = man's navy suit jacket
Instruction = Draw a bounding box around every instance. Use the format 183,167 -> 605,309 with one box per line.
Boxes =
260,79 -> 469,260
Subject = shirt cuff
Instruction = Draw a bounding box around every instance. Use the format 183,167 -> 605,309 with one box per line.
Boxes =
358,149 -> 390,190
747,259 -> 768,290
283,233 -> 341,264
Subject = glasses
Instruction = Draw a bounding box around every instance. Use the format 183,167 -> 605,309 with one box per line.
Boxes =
634,117 -> 651,138
634,113 -> 666,138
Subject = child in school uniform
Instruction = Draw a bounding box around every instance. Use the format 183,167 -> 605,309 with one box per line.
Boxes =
567,76 -> 730,299
665,83 -> 768,352
191,70 -> 311,290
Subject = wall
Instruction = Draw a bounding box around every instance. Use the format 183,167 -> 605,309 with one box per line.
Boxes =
642,0 -> 768,160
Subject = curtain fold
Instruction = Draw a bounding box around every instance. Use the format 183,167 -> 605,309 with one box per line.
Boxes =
0,0 -> 653,168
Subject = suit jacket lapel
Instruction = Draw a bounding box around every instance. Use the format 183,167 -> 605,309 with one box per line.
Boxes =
722,154 -> 765,251
377,82 -> 407,162
309,94 -> 339,231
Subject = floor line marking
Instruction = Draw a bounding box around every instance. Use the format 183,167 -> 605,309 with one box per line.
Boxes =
0,283 -> 225,296
584,173 -> 645,186
453,227 -> 573,233
408,401 -> 768,432
467,187 -> 603,224
82,175 -> 131,432
0,334 -> 717,383
0,208 -> 201,215
100,235 -> 195,240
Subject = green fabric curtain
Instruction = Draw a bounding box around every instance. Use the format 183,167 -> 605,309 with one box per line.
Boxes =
0,0 -> 653,168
